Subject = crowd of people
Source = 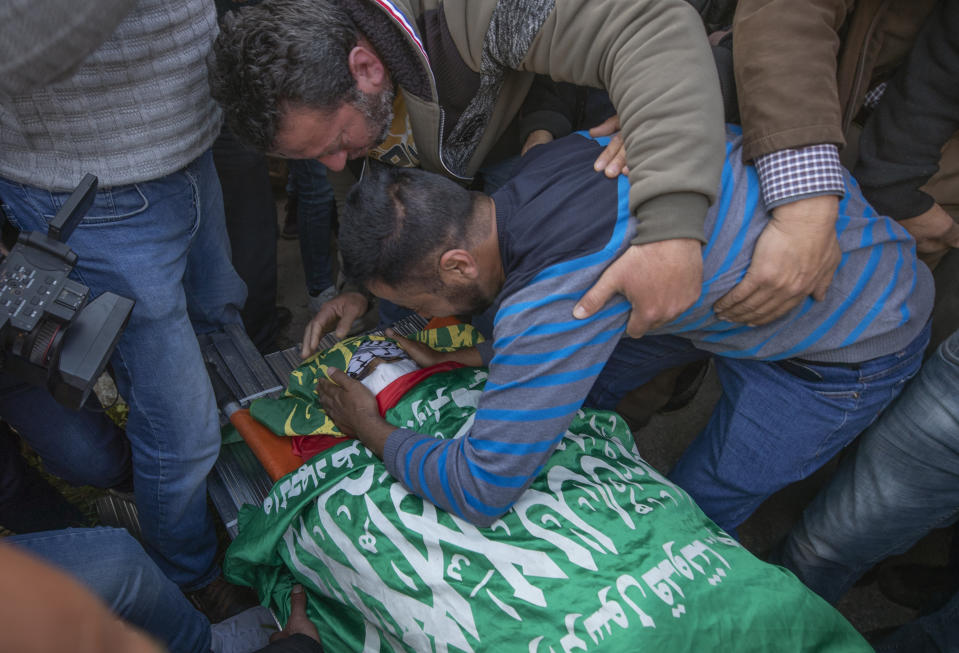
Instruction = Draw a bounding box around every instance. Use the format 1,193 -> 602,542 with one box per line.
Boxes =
0,0 -> 957,651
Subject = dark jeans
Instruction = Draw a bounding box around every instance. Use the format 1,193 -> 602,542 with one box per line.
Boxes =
214,126 -> 280,351
0,421 -> 87,533
259,634 -> 324,653
287,159 -> 335,295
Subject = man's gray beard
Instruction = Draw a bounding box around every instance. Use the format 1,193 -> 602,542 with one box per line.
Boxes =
352,82 -> 396,145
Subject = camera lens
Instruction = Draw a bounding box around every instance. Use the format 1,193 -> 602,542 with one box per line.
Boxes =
28,319 -> 64,367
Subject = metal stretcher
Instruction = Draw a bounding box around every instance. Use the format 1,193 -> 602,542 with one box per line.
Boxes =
201,315 -> 429,538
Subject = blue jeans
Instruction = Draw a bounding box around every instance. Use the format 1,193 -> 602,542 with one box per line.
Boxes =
0,150 -> 247,589
0,374 -> 130,489
8,527 -> 211,653
214,126 -> 279,351
0,418 -> 88,532
586,325 -> 930,532
875,587 -> 959,653
288,159 -> 335,295
776,328 -> 959,605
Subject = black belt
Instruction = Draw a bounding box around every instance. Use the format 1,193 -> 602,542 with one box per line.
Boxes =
775,358 -> 861,382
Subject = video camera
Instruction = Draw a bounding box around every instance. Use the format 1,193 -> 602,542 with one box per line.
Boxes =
0,174 -> 134,409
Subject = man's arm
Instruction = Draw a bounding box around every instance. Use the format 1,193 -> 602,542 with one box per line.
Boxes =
854,1 -> 959,269
315,337 -> 485,438
0,0 -> 135,99
385,289 -> 630,527
518,0 -> 724,243
707,0 -> 853,325
854,2 -> 959,217
298,164 -> 370,349
319,290 -> 630,527
498,0 -> 725,336
732,0 -> 852,161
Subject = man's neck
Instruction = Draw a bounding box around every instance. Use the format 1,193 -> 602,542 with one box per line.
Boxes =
476,196 -> 505,292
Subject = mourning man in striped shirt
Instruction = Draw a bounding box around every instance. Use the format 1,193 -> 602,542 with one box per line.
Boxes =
316,128 -> 933,534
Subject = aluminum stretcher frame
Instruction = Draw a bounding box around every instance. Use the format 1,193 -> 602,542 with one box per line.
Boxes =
202,315 -> 429,539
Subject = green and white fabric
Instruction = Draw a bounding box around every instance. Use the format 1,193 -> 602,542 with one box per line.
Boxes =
250,324 -> 481,438
227,335 -> 868,652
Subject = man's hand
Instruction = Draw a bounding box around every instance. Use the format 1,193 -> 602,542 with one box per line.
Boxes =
387,330 -> 484,368
574,239 -> 703,338
714,195 -> 841,326
521,129 -> 554,156
301,291 -> 369,358
589,115 -> 629,178
899,202 -> 959,270
315,368 -> 393,457
269,585 -> 321,646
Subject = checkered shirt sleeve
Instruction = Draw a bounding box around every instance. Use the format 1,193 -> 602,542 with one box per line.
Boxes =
754,144 -> 845,209
863,82 -> 888,110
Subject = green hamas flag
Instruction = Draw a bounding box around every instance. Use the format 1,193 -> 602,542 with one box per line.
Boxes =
250,323 -> 482,437
227,358 -> 868,651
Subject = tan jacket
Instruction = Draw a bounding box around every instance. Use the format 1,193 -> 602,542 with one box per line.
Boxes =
334,0 -> 725,245
732,0 -> 936,163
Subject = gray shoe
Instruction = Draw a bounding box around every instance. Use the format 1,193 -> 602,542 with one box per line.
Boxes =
210,605 -> 277,653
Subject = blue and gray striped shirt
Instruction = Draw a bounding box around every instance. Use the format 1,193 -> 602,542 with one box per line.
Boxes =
382,129 -> 933,526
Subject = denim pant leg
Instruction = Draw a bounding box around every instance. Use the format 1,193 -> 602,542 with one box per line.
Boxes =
182,152 -> 247,334
0,423 -> 88,532
779,328 -> 959,603
0,151 -> 246,589
875,587 -> 959,653
584,334 -> 710,410
288,159 -> 335,295
0,374 -> 130,488
214,126 -> 278,349
669,324 -> 930,533
8,528 -> 211,653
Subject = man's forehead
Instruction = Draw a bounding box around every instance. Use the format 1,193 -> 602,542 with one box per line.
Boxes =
272,103 -> 341,156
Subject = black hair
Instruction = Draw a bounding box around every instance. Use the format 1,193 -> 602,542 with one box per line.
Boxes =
339,164 -> 485,288
209,0 -> 358,151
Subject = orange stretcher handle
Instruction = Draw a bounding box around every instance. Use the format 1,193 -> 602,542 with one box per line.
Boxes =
229,408 -> 303,482
423,316 -> 461,329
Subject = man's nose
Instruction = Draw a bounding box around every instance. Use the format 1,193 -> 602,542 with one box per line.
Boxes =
319,151 -> 348,171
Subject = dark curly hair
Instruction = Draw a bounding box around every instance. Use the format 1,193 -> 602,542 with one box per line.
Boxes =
208,0 -> 359,151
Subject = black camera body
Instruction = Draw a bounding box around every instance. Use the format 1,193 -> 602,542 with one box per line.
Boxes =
0,174 -> 134,409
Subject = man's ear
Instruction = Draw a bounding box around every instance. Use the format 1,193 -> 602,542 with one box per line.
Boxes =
348,40 -> 388,94
438,249 -> 479,283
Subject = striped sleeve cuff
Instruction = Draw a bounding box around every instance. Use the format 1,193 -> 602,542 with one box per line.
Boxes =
754,144 -> 845,210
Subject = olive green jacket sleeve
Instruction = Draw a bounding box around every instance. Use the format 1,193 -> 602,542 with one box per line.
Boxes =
732,0 -> 853,163
445,0 -> 725,245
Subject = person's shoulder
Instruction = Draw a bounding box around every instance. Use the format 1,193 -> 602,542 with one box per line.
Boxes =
496,133 -> 626,298
516,132 -> 601,173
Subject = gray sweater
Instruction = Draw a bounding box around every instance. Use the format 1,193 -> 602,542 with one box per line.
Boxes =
0,0 -> 222,190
